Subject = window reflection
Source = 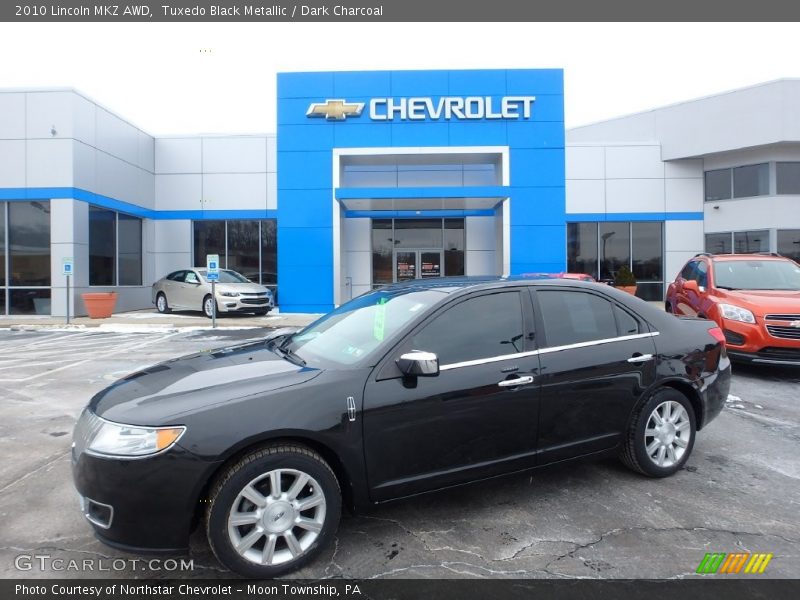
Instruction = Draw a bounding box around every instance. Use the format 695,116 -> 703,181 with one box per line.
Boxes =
10,201 -> 51,287
599,222 -> 630,281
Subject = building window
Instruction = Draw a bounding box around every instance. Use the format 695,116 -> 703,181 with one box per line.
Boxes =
371,218 -> 465,286
776,162 -> 800,195
734,230 -> 769,253
704,232 -> 732,254
1,201 -> 51,315
704,168 -> 732,201
192,219 -> 278,290
705,163 -> 771,201
733,163 -> 769,198
341,153 -> 502,188
567,221 -> 665,301
89,207 -> 142,286
777,230 -> 800,261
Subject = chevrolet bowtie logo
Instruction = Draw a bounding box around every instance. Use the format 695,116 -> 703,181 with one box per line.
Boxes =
306,99 -> 365,121
790,320 -> 800,328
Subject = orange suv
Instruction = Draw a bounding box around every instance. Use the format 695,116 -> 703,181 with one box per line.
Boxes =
666,253 -> 800,365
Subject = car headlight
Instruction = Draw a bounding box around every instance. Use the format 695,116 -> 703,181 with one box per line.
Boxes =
719,303 -> 756,324
84,413 -> 185,458
219,291 -> 240,297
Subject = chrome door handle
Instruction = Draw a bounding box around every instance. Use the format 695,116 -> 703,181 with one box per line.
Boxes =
627,354 -> 654,363
498,376 -> 534,387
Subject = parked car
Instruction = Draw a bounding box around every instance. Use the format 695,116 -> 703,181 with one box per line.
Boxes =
666,253 -> 800,365
73,277 -> 730,577
152,268 -> 274,318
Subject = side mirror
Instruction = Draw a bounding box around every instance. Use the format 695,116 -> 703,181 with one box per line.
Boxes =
683,280 -> 699,294
397,351 -> 439,377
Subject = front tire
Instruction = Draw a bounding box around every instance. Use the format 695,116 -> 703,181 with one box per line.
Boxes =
203,295 -> 218,319
620,388 -> 696,477
156,293 -> 171,314
205,444 -> 341,578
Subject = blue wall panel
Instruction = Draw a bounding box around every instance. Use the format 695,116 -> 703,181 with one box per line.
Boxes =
278,69 -> 566,312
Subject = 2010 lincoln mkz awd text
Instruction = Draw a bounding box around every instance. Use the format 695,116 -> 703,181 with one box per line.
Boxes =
72,277 -> 730,577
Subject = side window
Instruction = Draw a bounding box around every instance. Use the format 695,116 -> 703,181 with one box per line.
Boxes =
614,304 -> 640,336
696,261 -> 709,287
167,270 -> 184,282
537,290 -> 618,347
680,261 -> 696,281
411,292 -> 525,365
185,271 -> 199,284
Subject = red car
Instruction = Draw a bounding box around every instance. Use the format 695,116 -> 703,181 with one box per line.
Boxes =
666,253 -> 800,365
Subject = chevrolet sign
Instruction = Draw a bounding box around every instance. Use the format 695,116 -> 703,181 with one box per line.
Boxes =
306,96 -> 536,121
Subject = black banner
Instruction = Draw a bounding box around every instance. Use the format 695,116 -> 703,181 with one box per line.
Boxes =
3,0 -> 800,22
3,580 -> 800,600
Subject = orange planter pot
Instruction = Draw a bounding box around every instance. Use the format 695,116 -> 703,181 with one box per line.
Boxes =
81,292 -> 118,319
617,285 -> 638,296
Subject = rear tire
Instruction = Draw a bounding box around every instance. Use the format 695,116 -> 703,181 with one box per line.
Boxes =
620,388 -> 696,477
156,293 -> 171,314
205,443 -> 341,578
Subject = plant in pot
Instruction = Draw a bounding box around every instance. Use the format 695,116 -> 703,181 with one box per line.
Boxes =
613,265 -> 638,296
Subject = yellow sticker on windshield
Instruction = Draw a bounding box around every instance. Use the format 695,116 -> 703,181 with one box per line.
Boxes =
373,297 -> 388,341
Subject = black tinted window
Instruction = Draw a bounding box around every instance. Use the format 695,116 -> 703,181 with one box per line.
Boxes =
614,305 -> 640,336
537,290 -> 618,347
411,292 -> 524,365
680,261 -> 696,280
696,261 -> 708,287
167,271 -> 185,282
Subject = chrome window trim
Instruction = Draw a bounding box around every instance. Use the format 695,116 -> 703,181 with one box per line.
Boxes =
439,331 -> 659,372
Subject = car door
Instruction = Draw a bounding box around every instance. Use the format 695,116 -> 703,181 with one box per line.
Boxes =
181,270 -> 204,310
531,287 -> 658,464
161,270 -> 186,308
362,288 -> 541,502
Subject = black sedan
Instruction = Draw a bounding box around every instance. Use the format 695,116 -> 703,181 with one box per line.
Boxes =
72,277 -> 731,577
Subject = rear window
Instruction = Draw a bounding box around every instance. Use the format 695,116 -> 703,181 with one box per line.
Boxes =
537,290 -> 618,347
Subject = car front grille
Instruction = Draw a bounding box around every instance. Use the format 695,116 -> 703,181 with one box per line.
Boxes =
240,292 -> 268,298
756,347 -> 800,360
240,298 -> 268,305
764,313 -> 800,321
766,325 -> 800,340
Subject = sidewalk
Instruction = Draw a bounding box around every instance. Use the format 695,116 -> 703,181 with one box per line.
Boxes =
0,308 -> 321,331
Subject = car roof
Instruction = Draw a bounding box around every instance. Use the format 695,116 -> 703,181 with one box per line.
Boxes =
703,253 -> 792,262
376,275 -> 606,294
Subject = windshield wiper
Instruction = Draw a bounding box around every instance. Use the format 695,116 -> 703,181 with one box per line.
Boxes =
266,333 -> 306,366
715,285 -> 739,290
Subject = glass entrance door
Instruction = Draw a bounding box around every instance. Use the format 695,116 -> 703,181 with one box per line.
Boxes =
394,250 -> 444,282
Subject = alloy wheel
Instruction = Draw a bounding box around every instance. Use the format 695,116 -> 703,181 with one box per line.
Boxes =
156,295 -> 167,312
644,400 -> 691,468
227,468 -> 326,566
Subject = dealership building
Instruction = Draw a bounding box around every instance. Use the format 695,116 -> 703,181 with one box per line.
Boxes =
1,70 -> 799,316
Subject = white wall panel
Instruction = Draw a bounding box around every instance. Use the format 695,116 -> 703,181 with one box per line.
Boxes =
466,250 -> 497,275
0,93 -> 26,138
95,152 -> 144,205
343,218 -> 371,252
95,107 -> 139,167
664,159 -> 703,179
344,251 -> 371,285
267,135 -> 277,172
565,145 -> 605,180
202,137 -> 267,173
155,138 -> 202,173
155,174 -> 202,211
566,179 -> 605,214
465,216 -> 497,251
0,140 -> 25,187
154,220 -> 192,254
606,179 -> 664,213
665,220 -> 704,253
267,172 -> 278,210
605,145 -> 664,179
202,174 -> 267,210
25,91 -> 76,140
26,139 -> 73,187
665,178 -> 703,213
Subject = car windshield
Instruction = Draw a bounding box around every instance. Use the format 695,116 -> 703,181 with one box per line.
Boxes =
283,288 -> 449,367
197,269 -> 250,283
713,259 -> 800,291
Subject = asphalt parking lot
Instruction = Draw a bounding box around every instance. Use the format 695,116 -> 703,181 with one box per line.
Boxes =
0,326 -> 798,579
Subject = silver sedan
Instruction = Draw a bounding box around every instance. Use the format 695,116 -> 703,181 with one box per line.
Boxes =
152,268 -> 275,318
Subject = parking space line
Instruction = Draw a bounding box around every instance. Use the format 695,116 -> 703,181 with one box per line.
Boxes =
0,332 -> 182,382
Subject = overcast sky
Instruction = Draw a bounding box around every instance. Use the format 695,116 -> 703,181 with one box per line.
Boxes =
1,22 -> 798,135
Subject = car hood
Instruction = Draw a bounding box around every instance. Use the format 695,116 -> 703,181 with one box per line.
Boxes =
89,338 -> 320,425
716,289 -> 800,317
